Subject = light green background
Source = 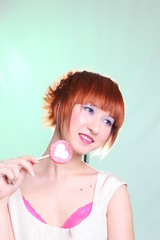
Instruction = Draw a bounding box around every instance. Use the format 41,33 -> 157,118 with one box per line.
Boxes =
0,1 -> 159,239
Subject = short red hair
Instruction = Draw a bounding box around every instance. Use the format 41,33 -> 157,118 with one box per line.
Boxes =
43,70 -> 125,149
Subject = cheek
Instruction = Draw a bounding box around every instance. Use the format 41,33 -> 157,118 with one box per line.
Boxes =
70,112 -> 78,126
101,127 -> 111,141
70,110 -> 86,126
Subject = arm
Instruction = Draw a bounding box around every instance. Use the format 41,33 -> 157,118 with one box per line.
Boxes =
107,185 -> 135,240
0,202 -> 15,240
0,156 -> 38,240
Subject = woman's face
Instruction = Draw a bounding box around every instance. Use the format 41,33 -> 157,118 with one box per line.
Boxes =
61,104 -> 114,156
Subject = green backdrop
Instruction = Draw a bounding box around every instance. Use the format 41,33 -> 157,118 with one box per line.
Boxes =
0,1 -> 159,239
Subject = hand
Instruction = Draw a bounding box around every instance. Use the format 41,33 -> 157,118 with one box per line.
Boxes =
0,156 -> 38,203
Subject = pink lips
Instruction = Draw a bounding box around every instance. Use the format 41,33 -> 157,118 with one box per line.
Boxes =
79,133 -> 94,144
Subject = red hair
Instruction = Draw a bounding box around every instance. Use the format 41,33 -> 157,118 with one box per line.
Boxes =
43,70 -> 125,149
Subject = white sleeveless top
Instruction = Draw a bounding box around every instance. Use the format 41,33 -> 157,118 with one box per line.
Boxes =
8,171 -> 126,240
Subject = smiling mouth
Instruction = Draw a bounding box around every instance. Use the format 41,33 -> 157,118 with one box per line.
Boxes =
79,133 -> 94,144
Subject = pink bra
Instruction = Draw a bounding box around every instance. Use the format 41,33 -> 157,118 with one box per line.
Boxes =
22,196 -> 93,229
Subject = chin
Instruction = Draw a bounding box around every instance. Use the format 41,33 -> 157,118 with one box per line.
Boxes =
70,140 -> 99,156
73,147 -> 95,157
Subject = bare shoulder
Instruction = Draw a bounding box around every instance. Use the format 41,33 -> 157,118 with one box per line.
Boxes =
108,184 -> 130,207
107,185 -> 135,240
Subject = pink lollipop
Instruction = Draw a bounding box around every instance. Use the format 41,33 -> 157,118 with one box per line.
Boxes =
38,140 -> 73,164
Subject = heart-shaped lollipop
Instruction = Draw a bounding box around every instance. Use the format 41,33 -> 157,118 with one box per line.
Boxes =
49,140 -> 73,163
38,140 -> 73,164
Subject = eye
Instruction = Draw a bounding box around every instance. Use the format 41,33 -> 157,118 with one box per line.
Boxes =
103,118 -> 114,127
83,105 -> 94,114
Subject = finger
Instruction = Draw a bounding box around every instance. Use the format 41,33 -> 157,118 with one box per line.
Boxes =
3,160 -> 35,178
0,166 -> 23,186
0,157 -> 37,182
1,156 -> 39,167
8,158 -> 36,177
16,160 -> 35,177
12,165 -> 21,179
8,165 -> 21,184
19,156 -> 39,165
11,168 -> 27,185
0,167 -> 15,182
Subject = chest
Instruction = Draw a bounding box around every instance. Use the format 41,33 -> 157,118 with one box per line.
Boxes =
21,174 -> 97,227
10,188 -> 108,240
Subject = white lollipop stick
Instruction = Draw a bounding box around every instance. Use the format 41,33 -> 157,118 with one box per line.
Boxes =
37,155 -> 49,161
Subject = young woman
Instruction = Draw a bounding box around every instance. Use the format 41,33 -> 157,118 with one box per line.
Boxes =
0,71 -> 135,239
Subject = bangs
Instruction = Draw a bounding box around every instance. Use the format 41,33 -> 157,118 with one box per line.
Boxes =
70,73 -> 124,129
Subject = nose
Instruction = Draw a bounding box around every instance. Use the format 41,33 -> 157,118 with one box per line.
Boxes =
87,118 -> 100,134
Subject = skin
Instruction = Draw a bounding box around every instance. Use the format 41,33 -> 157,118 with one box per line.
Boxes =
61,104 -> 114,156
0,103 -> 135,240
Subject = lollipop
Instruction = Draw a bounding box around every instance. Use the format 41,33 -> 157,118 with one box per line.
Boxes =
38,140 -> 73,164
